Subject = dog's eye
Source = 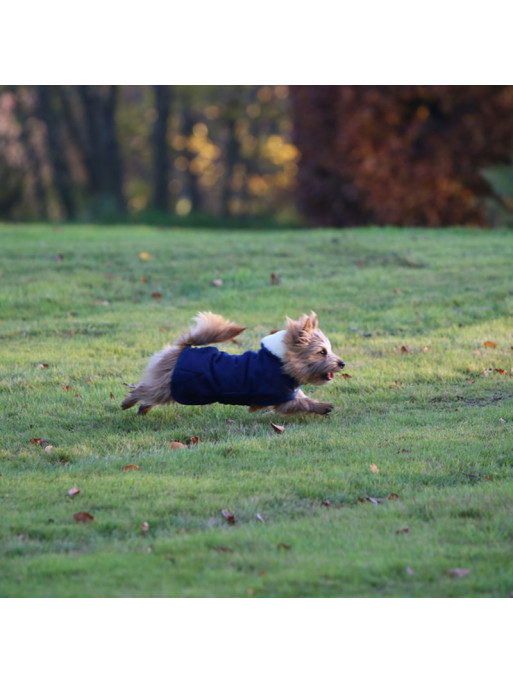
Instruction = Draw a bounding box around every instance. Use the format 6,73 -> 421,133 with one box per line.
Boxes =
319,349 -> 327,356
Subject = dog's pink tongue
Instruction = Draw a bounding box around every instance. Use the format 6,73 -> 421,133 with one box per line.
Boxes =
328,372 -> 334,380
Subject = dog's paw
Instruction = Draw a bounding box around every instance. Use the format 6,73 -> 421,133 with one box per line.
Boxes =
313,402 -> 333,415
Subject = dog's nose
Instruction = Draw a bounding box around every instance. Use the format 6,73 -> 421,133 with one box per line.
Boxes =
338,360 -> 345,369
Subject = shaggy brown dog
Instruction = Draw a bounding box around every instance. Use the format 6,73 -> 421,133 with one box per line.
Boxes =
122,311 -> 345,416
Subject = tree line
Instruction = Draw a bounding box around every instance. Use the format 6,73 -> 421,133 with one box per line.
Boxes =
0,85 -> 297,223
2,85 -> 513,227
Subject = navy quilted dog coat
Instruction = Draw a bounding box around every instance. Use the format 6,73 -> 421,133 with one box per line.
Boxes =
170,343 -> 298,407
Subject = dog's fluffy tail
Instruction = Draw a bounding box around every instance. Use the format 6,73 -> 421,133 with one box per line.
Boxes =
176,311 -> 246,348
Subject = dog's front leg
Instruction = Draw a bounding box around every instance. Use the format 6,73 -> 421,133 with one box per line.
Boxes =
274,389 -> 333,416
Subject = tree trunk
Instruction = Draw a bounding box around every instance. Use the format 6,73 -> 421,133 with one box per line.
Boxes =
77,85 -> 125,213
37,85 -> 76,219
152,85 -> 171,212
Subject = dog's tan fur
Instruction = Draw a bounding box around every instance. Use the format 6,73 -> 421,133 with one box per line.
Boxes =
122,311 -> 344,416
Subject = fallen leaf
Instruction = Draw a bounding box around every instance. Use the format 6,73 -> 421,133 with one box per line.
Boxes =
221,509 -> 236,525
388,493 -> 400,500
73,511 -> 94,523
38,363 -> 49,369
141,521 -> 150,532
256,513 -> 265,522
151,292 -> 162,299
29,438 -> 47,446
139,252 -> 153,260
62,385 -> 72,391
270,273 -> 281,285
401,345 -> 412,354
141,277 -> 148,283
494,368 -> 508,375
395,528 -> 409,535
370,463 -> 380,473
277,543 -> 291,551
93,299 -> 110,306
393,288 -> 402,294
213,546 -> 233,553
270,422 -> 285,434
483,340 -> 497,348
446,568 -> 470,578
44,445 -> 54,453
68,487 -> 80,498
123,464 -> 140,471
212,279 -> 223,287
341,373 -> 352,379
423,346 -> 429,353
169,441 -> 187,449
110,392 -> 115,399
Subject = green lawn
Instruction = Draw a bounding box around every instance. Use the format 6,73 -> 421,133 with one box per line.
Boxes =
1,224 -> 512,597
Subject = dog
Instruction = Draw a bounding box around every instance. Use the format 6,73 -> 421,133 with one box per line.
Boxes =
121,311 -> 345,416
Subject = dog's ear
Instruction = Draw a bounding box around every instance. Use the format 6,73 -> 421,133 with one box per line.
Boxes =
309,311 -> 318,330
286,314 -> 312,345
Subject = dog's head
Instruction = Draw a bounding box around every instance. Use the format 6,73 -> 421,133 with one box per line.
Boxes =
282,312 -> 345,385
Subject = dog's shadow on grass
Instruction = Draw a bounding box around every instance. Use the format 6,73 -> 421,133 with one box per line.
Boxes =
108,402 -> 327,441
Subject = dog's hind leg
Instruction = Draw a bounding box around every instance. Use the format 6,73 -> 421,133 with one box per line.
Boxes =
137,403 -> 154,415
121,384 -> 148,411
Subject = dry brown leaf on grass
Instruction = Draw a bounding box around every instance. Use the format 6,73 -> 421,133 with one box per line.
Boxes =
139,252 -> 153,260
29,438 -> 48,447
401,345 -> 413,354
395,528 -> 409,535
370,463 -> 380,473
67,487 -> 80,498
446,568 -> 470,578
170,441 -> 187,449
151,292 -> 162,299
270,422 -> 285,434
73,511 -> 94,523
123,464 -> 140,471
483,340 -> 497,348
221,509 -> 236,525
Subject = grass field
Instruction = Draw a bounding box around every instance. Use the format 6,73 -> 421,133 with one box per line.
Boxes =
1,224 -> 512,597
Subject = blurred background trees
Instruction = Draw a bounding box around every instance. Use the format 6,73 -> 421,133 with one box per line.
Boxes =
1,85 -> 513,227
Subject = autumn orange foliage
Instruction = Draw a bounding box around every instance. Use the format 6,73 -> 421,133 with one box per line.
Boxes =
290,86 -> 513,227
